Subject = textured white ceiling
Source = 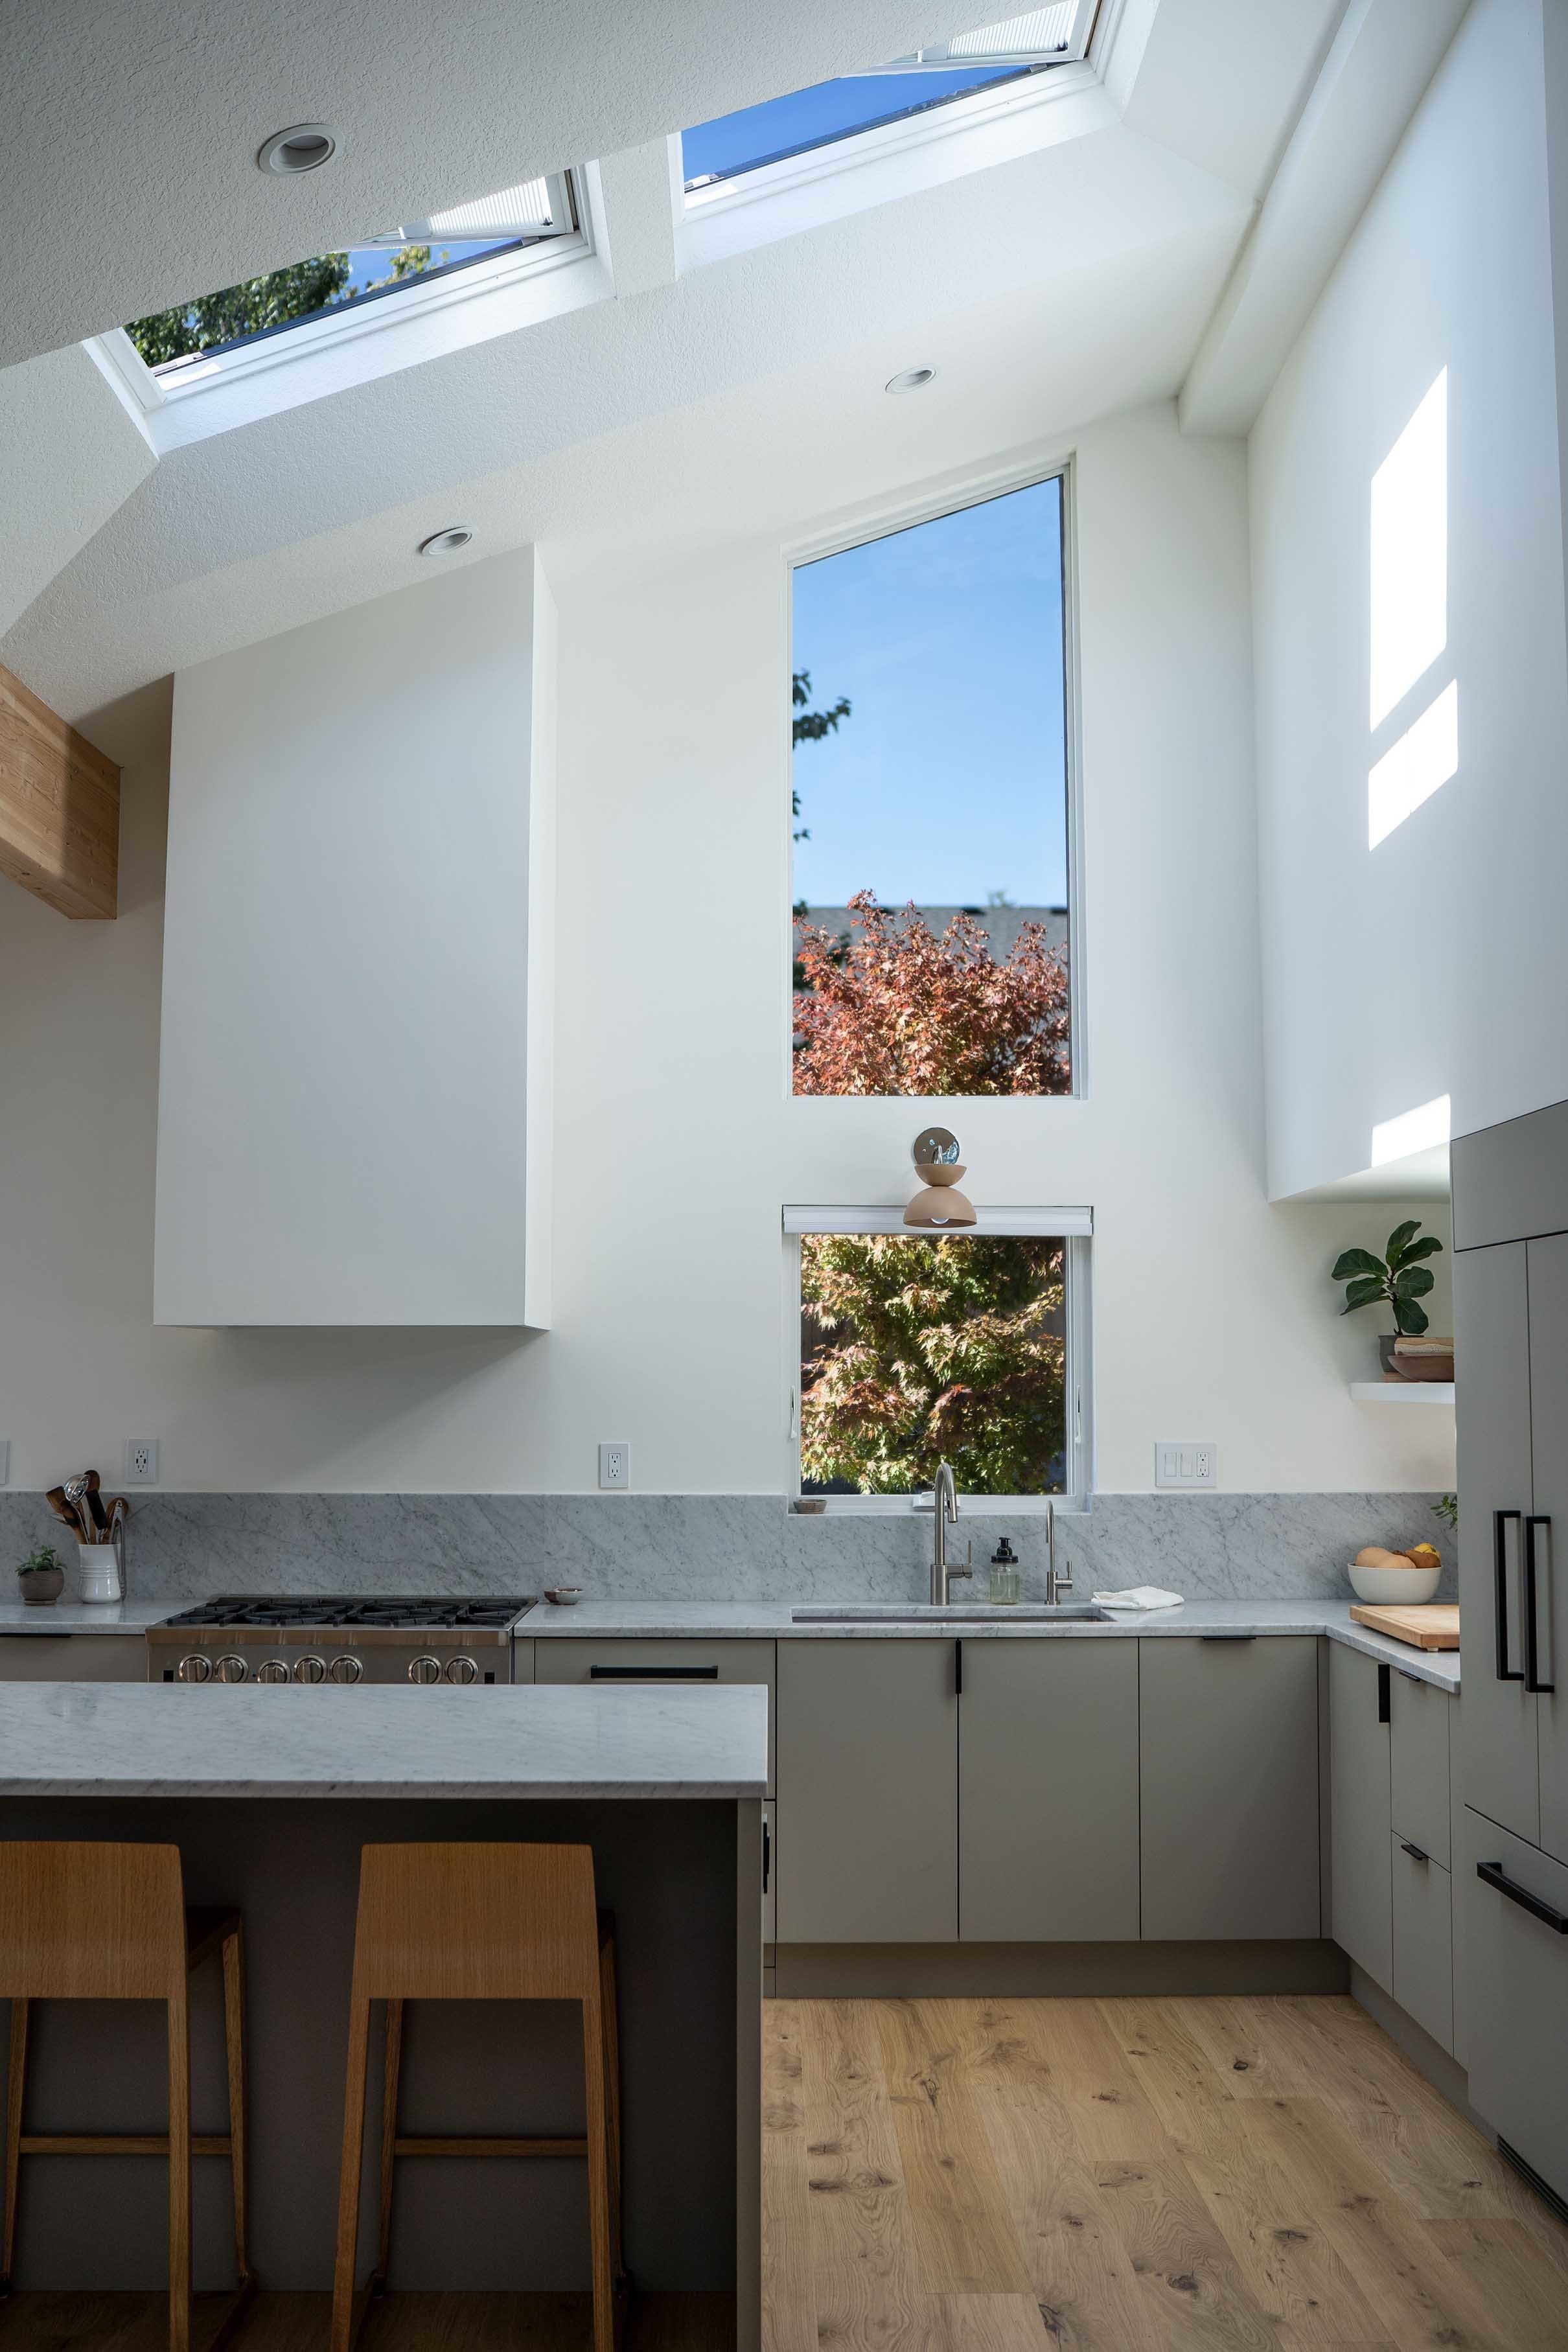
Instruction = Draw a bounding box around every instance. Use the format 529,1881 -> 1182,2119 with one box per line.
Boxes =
0,0 -> 952,366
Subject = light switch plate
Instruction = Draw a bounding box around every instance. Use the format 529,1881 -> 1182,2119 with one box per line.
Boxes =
598,1442 -> 630,1491
124,1440 -> 160,1484
1155,1441 -> 1216,1490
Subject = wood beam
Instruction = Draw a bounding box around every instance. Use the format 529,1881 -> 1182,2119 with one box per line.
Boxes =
0,660 -> 119,918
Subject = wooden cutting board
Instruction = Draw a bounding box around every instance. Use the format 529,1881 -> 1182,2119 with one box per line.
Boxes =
1350,1602 -> 1460,1650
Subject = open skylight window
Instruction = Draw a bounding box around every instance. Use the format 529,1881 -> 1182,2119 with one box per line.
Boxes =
124,174 -> 575,385
681,5 -> 1096,194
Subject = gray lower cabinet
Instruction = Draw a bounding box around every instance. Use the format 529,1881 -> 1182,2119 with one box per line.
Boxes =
1391,1834 -> 1453,2051
776,1640 -> 957,1943
535,1637 -> 777,1795
959,1639 -> 1139,1941
1528,1232 -> 1568,1867
1454,1240 -> 1540,1846
763,1799 -> 776,1944
1329,1642 -> 1392,1984
1390,1667 -> 1451,1866
1140,1637 -> 1320,1941
1464,1808 -> 1568,2204
0,1634 -> 148,1681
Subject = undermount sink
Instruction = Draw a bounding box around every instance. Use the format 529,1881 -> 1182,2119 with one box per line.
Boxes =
790,1603 -> 1113,1624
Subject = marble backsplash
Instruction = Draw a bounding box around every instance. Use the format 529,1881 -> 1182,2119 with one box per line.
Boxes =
0,1491 -> 1455,1605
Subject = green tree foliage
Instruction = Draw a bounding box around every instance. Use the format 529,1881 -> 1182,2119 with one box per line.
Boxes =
126,246 -> 437,368
790,667 -> 849,842
800,1232 -> 1065,1495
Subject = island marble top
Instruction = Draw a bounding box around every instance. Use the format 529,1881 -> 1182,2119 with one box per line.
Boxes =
0,1680 -> 769,1799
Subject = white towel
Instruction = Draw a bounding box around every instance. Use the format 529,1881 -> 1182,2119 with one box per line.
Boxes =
1091,1585 -> 1184,1611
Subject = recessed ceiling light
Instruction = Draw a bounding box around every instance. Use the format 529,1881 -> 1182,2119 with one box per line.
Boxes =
886,367 -> 936,394
417,526 -> 474,557
258,124 -> 338,176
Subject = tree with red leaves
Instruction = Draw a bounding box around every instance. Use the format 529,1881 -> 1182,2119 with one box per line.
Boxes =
793,891 -> 1070,1097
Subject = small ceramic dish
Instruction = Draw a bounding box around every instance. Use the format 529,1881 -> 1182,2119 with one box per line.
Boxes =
544,1587 -> 582,1606
1348,1561 -> 1441,1604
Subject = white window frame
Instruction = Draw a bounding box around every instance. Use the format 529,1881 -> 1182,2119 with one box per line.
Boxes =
782,1206 -> 1094,1513
784,450 -> 1086,1101
88,168 -> 601,453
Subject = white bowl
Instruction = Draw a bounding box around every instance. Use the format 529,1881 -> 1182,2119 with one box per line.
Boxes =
1348,1561 -> 1441,1604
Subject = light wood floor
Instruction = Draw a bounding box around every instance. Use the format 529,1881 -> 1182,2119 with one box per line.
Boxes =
6,1996 -> 1568,2351
765,1994 -> 1568,2352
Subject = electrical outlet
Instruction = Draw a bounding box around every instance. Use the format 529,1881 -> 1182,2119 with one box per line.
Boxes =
1155,1442 -> 1216,1490
0,1441 -> 9,1485
598,1443 -> 630,1492
124,1440 -> 160,1485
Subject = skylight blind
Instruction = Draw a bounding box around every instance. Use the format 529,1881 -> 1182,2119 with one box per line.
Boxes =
363,173 -> 573,249
873,0 -> 1091,71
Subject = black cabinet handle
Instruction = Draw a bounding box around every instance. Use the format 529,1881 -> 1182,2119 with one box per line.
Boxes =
762,1817 -> 770,1893
1526,1516 -> 1555,1694
954,1639 -> 963,1697
589,1665 -> 719,1681
1479,1860 -> 1568,1933
1199,1633 -> 1256,1642
1400,1842 -> 1430,1862
1497,1508 -> 1525,1682
1378,1663 -> 1391,1724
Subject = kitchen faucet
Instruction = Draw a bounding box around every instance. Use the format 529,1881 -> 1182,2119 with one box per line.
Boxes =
1045,1497 -> 1074,1606
929,1462 -> 973,1605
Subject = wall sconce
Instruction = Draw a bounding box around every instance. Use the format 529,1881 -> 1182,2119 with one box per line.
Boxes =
905,1126 -> 976,1228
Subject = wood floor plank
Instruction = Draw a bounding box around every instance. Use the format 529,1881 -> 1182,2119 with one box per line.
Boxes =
1093,1998 -> 1245,2163
801,1999 -> 931,2351
1422,2217 -> 1568,2351
877,2002 -> 1035,2298
974,2086 -> 1160,2352
931,2293 -> 1051,2352
763,2003 -> 817,2352
1174,1998 -> 1324,2104
1089,2156 -> 1284,2351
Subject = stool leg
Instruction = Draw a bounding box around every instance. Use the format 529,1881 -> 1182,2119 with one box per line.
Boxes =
598,1933 -> 624,2289
2,1998 -> 29,2291
220,1921 -> 251,2287
581,1987 -> 614,2352
375,1998 -> 404,2287
167,1990 -> 192,2352
331,1995 -> 373,2352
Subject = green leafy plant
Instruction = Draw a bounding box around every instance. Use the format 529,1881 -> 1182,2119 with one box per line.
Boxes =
1434,1493 -> 1458,1532
17,1543 -> 63,1577
1331,1219 -> 1444,1335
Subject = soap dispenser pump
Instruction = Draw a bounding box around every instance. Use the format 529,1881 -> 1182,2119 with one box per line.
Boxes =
988,1536 -> 1020,1606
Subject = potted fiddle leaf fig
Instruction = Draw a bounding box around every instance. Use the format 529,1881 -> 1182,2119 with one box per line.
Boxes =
1332,1219 -> 1445,1374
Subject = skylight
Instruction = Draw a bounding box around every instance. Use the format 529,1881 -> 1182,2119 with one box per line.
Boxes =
124,175 -> 574,381
681,5 -> 1096,193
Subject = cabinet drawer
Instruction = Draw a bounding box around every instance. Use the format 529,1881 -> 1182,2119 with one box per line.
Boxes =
1329,1643 -> 1392,1987
1390,1671 -> 1450,1865
1391,1834 -> 1453,2053
1140,1637 -> 1320,1941
1464,1809 -> 1568,2204
535,1639 -> 775,1795
0,1635 -> 148,1681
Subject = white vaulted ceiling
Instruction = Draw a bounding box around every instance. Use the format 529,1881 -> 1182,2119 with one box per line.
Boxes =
0,0 -> 1468,730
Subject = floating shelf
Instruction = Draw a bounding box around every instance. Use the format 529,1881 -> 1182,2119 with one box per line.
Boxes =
1350,1381 -> 1455,1405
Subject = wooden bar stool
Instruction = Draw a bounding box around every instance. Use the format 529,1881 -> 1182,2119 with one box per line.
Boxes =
331,1841 -> 625,2352
0,1840 -> 253,2352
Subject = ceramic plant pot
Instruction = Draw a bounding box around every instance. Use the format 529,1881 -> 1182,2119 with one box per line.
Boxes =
17,1569 -> 64,1605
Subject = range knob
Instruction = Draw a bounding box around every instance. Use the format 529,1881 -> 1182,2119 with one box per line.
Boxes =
407,1654 -> 443,1686
256,1659 -> 290,1683
328,1654 -> 363,1685
292,1653 -> 327,1685
443,1655 -> 479,1685
213,1654 -> 249,1684
176,1652 -> 213,1684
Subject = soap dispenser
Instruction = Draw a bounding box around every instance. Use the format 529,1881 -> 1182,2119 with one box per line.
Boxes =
988,1536 -> 1020,1606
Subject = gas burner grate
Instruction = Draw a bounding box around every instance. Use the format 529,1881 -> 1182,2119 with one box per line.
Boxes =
160,1595 -> 533,1632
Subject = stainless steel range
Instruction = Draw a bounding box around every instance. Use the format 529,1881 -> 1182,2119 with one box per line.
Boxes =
147,1596 -> 536,1685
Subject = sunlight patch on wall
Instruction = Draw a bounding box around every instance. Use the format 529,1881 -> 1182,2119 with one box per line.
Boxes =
1368,679 -> 1458,849
1371,1094 -> 1451,1167
1370,369 -> 1447,730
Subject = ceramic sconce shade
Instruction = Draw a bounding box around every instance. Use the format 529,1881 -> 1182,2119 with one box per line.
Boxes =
905,1163 -> 977,1227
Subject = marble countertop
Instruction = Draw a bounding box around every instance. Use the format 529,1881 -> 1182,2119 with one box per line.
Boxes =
0,1682 -> 770,1798
0,1601 -> 172,1635
522,1597 -> 1462,1691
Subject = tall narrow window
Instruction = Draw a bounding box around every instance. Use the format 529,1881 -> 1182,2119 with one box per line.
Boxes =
791,475 -> 1072,1096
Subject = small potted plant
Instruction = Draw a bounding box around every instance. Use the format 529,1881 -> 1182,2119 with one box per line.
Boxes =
16,1543 -> 65,1605
1332,1219 -> 1446,1374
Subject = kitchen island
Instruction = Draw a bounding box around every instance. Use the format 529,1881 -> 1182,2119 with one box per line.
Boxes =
0,1681 -> 766,2341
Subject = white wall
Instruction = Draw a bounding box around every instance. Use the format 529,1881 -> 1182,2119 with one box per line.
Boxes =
0,399 -> 1453,1492
1252,0 -> 1568,1196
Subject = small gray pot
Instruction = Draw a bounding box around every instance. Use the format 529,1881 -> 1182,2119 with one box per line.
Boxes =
1378,1333 -> 1400,1375
17,1568 -> 64,1605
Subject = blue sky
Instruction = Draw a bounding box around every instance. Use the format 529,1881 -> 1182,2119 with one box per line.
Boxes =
681,65 -> 1028,184
790,479 -> 1068,910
